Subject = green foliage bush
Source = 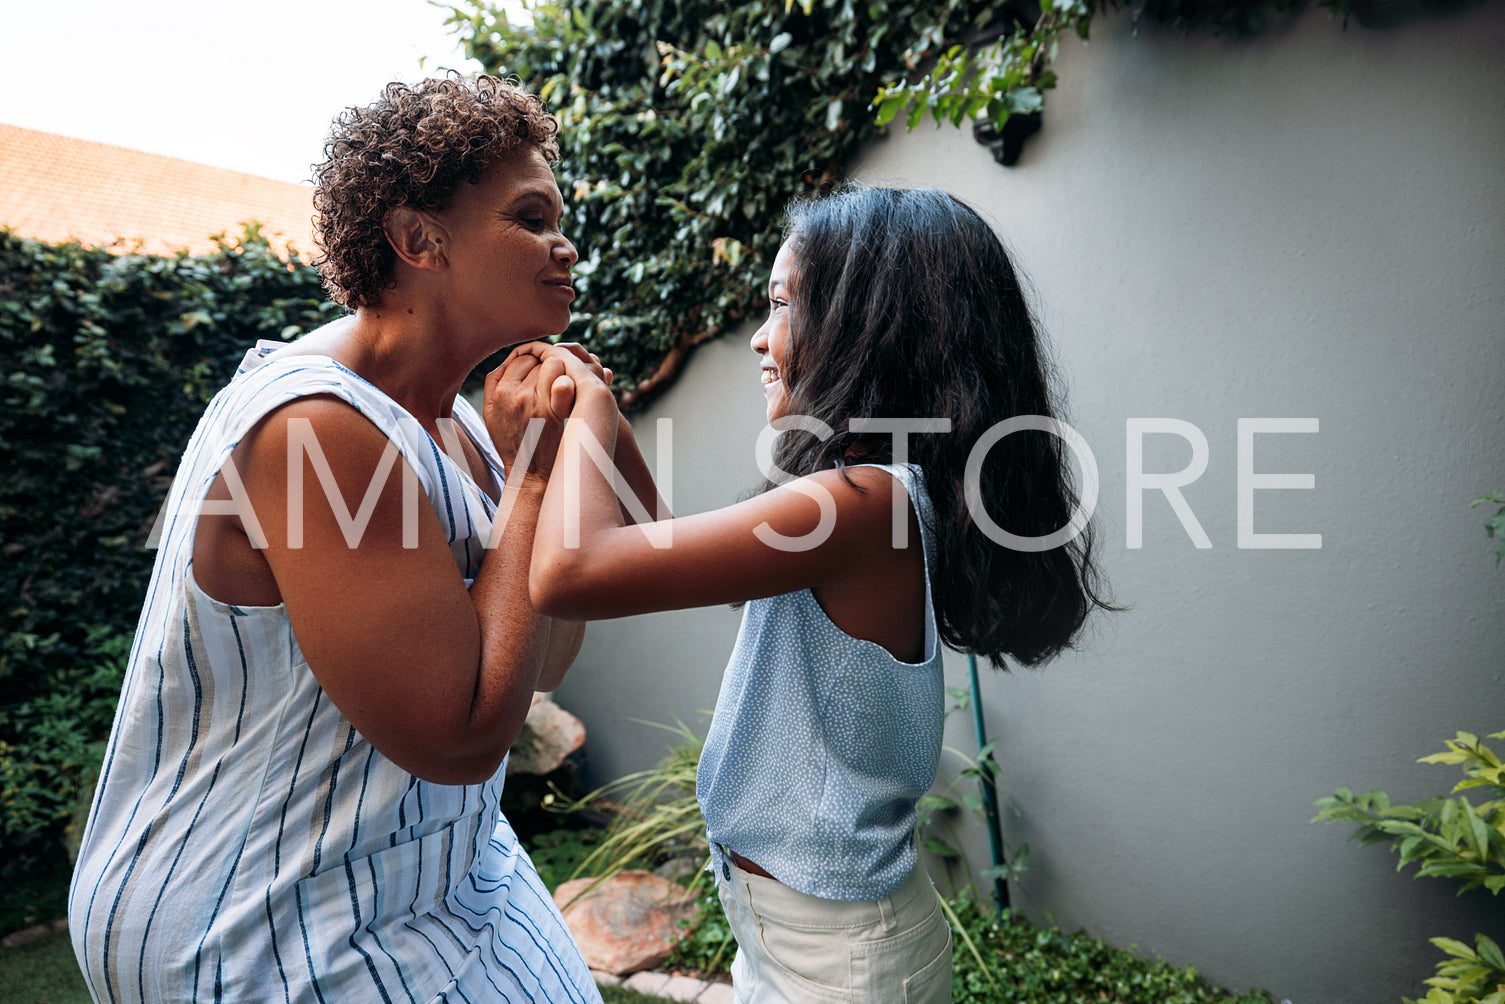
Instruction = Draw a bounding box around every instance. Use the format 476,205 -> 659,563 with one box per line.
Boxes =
1474,489 -> 1505,564
1312,498 -> 1505,1004
0,629 -> 127,842
876,0 -> 1438,158
946,895 -> 1274,1004
0,227 -> 337,861
1313,731 -> 1505,898
524,824 -> 607,893
1315,730 -> 1505,1003
555,720 -> 708,901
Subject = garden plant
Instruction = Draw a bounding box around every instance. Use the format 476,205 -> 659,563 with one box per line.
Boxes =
1312,491 -> 1505,1004
1314,729 -> 1505,1003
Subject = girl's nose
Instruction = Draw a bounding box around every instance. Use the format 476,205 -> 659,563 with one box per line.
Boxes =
750,321 -> 768,356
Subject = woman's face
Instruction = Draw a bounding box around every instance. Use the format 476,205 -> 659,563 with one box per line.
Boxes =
751,239 -> 797,422
435,147 -> 578,346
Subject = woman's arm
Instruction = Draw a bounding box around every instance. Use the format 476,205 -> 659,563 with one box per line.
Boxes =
229,351 -> 575,785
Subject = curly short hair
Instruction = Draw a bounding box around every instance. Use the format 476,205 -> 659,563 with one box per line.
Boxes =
312,75 -> 560,309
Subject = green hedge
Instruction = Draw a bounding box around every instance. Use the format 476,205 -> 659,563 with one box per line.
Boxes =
0,227 -> 339,850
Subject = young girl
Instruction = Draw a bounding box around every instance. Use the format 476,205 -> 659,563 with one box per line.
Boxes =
525,185 -> 1110,1002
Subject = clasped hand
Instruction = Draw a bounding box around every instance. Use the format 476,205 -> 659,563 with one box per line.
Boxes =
483,341 -> 613,479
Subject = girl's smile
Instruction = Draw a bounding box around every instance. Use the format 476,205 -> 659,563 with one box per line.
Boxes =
752,240 -> 797,421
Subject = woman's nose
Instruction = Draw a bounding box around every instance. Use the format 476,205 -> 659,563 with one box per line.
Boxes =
554,238 -> 578,267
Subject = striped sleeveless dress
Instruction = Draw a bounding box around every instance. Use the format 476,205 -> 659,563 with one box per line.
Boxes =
69,340 -> 601,1004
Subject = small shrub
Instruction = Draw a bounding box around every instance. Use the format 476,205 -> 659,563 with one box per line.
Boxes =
665,885 -> 735,978
945,894 -> 1276,1004
1314,729 -> 1505,1003
525,825 -> 605,893
556,719 -> 1275,996
0,628 -> 129,845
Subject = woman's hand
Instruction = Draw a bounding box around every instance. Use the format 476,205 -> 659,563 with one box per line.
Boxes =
483,341 -> 611,479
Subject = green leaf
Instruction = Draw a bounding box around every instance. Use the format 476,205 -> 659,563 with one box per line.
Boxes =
1432,937 -> 1480,960
1462,798 -> 1492,861
1476,934 -> 1505,973
769,32 -> 793,54
924,836 -> 960,859
917,793 -> 958,815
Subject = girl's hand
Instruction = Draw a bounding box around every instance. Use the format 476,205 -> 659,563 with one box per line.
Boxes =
512,341 -> 613,406
484,342 -> 611,479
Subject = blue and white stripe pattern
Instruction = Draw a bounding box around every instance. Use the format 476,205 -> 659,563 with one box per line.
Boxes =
70,341 -> 600,1003
697,463 -> 946,903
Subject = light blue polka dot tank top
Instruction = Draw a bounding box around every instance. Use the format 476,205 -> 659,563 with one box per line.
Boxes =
696,463 -> 945,901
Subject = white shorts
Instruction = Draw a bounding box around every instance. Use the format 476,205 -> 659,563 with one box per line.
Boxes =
715,857 -> 952,1003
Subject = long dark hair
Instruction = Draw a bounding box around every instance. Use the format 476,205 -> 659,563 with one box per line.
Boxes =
769,185 -> 1112,668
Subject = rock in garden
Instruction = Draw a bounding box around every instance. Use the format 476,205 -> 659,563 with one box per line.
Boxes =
507,693 -> 586,776
653,855 -> 701,883
553,871 -> 701,976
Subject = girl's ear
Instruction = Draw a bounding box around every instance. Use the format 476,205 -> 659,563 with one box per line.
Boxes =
383,207 -> 449,271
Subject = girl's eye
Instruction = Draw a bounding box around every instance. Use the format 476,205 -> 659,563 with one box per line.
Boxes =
770,297 -> 787,310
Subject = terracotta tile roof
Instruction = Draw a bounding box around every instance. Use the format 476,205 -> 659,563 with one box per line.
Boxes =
0,123 -> 316,258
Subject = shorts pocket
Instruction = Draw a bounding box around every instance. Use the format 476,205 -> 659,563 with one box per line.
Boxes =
902,920 -> 952,1003
754,916 -> 853,1000
848,895 -> 951,1001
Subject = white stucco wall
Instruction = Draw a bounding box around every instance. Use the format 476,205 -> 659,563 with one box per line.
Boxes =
553,4 -> 1505,1000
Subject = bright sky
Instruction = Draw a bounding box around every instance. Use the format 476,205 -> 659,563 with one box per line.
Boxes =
0,0 -> 527,185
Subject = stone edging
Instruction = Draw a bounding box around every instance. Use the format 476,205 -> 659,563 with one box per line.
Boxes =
593,968 -> 733,1003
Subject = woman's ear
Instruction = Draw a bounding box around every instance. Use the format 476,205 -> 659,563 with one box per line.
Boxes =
383,207 -> 449,271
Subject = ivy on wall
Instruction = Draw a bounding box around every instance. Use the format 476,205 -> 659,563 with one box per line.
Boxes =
447,0 -> 1001,406
875,0 -> 1471,163
449,0 -> 1480,401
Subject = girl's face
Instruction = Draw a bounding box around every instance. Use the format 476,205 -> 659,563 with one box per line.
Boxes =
751,239 -> 797,422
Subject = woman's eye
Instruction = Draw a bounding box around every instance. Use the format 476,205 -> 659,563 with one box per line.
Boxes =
520,217 -> 545,230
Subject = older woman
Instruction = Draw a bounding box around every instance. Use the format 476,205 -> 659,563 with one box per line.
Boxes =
69,76 -> 634,1003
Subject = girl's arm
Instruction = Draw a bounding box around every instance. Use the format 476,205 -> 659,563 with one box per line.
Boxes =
613,415 -> 672,523
529,350 -> 914,623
